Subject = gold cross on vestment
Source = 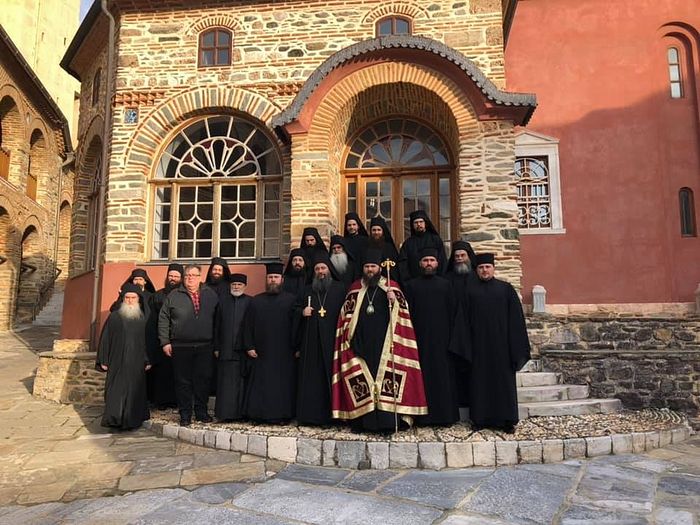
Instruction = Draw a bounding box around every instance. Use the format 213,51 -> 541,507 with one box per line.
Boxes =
318,307 -> 327,318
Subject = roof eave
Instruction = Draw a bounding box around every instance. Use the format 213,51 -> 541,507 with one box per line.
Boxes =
60,0 -> 104,81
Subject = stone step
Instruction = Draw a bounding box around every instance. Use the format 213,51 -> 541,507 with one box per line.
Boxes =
32,291 -> 64,326
519,398 -> 623,418
517,384 -> 590,403
516,372 -> 562,387
519,359 -> 542,373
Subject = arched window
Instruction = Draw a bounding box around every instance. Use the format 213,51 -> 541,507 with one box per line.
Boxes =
376,16 -> 412,37
152,115 -> 283,260
92,68 -> 101,107
199,29 -> 232,67
679,187 -> 696,236
343,118 -> 453,244
667,47 -> 683,99
27,129 -> 46,201
86,153 -> 102,269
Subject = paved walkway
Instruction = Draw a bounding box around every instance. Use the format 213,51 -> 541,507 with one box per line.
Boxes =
0,327 -> 698,524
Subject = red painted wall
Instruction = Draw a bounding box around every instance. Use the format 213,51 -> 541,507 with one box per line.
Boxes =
506,0 -> 700,304
60,262 -> 269,340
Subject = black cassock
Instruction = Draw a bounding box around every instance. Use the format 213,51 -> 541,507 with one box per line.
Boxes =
146,287 -> 177,408
343,234 -> 368,275
349,286 -> 404,432
445,271 -> 476,408
242,291 -> 298,422
465,277 -> 531,430
399,232 -> 448,281
282,271 -> 307,301
404,275 -> 459,425
97,312 -> 150,430
214,293 -> 251,421
295,281 -> 346,425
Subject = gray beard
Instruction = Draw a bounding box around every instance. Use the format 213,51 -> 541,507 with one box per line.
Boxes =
119,302 -> 143,320
454,262 -> 471,275
330,252 -> 349,274
231,290 -> 244,297
266,283 -> 281,294
312,275 -> 332,293
362,273 -> 381,288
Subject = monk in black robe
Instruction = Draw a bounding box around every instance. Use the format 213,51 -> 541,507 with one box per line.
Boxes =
214,273 -> 251,421
205,257 -> 232,297
367,216 -> 402,284
242,262 -> 298,423
444,241 -> 478,410
399,210 -> 447,282
342,212 -> 369,275
109,268 -> 156,312
328,235 -> 358,291
404,248 -> 459,426
282,248 -> 309,300
146,263 -> 182,409
465,253 -> 531,432
96,284 -> 150,430
300,227 -> 328,262
296,254 -> 346,425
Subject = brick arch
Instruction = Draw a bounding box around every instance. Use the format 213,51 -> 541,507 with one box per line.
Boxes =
0,205 -> 18,330
15,223 -> 43,324
361,2 -> 431,25
124,87 -> 283,170
0,91 -> 25,185
71,135 -> 102,275
27,127 -> 50,204
78,114 -> 104,158
186,13 -> 243,36
307,62 -> 477,150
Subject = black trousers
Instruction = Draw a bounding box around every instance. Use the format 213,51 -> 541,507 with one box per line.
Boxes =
171,342 -> 213,419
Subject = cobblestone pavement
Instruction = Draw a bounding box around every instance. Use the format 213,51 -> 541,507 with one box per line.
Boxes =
0,327 -> 698,524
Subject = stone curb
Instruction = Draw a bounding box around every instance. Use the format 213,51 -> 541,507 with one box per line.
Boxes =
143,421 -> 693,470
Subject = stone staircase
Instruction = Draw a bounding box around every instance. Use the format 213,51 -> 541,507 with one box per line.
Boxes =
32,290 -> 64,326
517,360 -> 623,419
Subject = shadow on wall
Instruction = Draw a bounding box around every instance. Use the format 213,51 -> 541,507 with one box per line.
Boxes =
519,87 -> 700,305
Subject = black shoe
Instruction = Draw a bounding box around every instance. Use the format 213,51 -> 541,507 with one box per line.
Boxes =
196,414 -> 213,423
180,416 -> 191,427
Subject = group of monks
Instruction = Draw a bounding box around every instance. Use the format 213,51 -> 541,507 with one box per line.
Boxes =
96,210 -> 531,433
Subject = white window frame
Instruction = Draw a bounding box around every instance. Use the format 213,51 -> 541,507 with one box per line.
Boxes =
514,129 -> 565,235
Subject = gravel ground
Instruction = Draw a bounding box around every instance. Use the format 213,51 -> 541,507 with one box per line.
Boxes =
150,408 -> 689,442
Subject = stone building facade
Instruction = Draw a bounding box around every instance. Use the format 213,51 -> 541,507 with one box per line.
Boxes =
60,0 -> 533,340
0,27 -> 74,330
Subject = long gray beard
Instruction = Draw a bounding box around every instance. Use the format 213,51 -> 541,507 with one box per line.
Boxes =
119,302 -> 143,320
454,262 -> 471,275
330,252 -> 349,274
312,275 -> 332,293
362,273 -> 381,288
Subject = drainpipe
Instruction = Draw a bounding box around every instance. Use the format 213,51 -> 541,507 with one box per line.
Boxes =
90,0 -> 115,350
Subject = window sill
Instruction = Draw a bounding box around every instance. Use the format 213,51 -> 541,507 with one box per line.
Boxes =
518,227 -> 566,236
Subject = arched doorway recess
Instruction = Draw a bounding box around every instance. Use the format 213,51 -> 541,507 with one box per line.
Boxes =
0,208 -> 15,329
342,116 -> 455,245
15,225 -> 42,324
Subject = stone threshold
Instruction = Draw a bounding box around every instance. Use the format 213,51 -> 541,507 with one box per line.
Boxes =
143,420 -> 693,470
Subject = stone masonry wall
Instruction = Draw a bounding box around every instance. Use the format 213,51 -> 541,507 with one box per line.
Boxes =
529,315 -> 700,428
98,0 -> 510,265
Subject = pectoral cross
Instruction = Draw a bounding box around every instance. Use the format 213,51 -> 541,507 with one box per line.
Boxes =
318,306 -> 327,318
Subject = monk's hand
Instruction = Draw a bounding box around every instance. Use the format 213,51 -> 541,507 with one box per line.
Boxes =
302,306 -> 314,317
100,364 -> 108,371
387,290 -> 397,305
163,344 -> 172,357
213,351 -> 219,358
294,351 -> 300,358
247,349 -> 258,359
145,364 -> 152,371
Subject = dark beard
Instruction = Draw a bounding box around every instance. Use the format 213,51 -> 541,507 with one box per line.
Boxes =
362,273 -> 381,288
312,275 -> 332,293
266,283 -> 281,294
209,275 -> 223,283
368,237 -> 384,248
421,266 -> 436,276
454,262 -> 471,275
288,267 -> 305,277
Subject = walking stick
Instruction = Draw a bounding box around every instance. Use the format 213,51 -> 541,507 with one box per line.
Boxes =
381,258 -> 399,435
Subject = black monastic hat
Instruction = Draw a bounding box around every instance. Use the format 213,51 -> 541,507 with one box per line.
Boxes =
265,262 -> 284,275
167,263 -> 184,276
474,253 -> 495,266
419,247 -> 439,260
343,212 -> 369,237
230,273 -> 248,284
363,248 -> 383,266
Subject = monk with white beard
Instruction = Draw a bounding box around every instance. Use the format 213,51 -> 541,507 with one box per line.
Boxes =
328,235 -> 358,291
96,283 -> 151,430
